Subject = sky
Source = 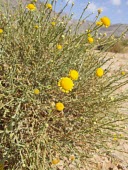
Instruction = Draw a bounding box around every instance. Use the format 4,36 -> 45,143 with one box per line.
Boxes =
47,0 -> 128,24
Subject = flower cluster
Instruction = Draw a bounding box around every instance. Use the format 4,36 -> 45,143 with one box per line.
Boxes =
58,70 -> 79,93
56,70 -> 79,112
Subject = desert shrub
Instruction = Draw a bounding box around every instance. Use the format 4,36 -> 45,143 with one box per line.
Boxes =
0,0 -> 128,169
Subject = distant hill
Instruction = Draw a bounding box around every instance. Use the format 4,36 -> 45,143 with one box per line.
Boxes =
99,24 -> 128,38
67,19 -> 128,38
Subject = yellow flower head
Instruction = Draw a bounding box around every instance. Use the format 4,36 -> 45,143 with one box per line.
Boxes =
88,37 -> 94,43
57,44 -> 62,50
26,4 -> 36,11
0,28 -> 3,34
58,77 -> 74,93
55,102 -> 64,111
100,16 -> 111,28
34,88 -> 40,95
113,137 -> 118,141
121,71 -> 126,75
34,25 -> 39,29
69,70 -> 79,80
52,158 -> 60,165
96,21 -> 103,26
96,68 -> 104,77
46,3 -> 52,10
69,155 -> 75,161
51,22 -> 56,26
113,134 -> 118,141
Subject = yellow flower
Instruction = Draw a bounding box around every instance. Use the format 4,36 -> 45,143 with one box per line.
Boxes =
100,16 -> 111,28
52,158 -> 60,165
113,137 -> 118,141
69,70 -> 79,80
58,77 -> 74,93
121,71 -> 126,75
69,155 -> 75,161
96,68 -> 104,77
51,22 -> 56,26
0,28 -> 3,34
34,25 -> 39,29
46,3 -> 52,10
57,44 -> 62,50
26,4 -> 36,11
113,134 -> 118,141
34,88 -> 40,95
96,21 -> 103,26
88,37 -> 94,43
55,102 -> 64,111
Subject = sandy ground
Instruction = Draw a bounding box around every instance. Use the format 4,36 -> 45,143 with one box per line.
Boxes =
90,52 -> 128,170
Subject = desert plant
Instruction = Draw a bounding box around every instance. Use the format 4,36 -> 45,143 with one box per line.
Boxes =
0,0 -> 128,169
